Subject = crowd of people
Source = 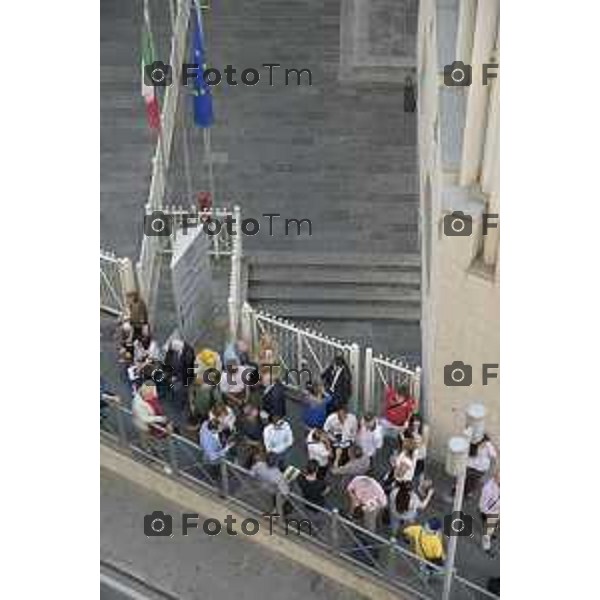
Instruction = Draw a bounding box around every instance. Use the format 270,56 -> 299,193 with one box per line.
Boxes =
101,292 -> 500,573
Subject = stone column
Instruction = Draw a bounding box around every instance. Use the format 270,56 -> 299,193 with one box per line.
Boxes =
459,0 -> 500,187
455,0 -> 478,65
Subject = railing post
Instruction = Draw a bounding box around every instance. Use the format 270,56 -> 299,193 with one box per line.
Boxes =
349,343 -> 361,413
112,401 -> 128,448
413,366 -> 422,411
330,508 -> 340,552
363,347 -> 373,414
296,331 -> 303,376
228,296 -> 237,343
240,302 -> 253,349
167,432 -> 179,476
386,536 -> 400,578
219,459 -> 229,497
275,492 -> 285,525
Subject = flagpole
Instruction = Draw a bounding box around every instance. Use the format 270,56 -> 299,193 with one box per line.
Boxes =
181,95 -> 194,204
193,0 -> 216,206
203,128 -> 216,205
143,0 -> 170,207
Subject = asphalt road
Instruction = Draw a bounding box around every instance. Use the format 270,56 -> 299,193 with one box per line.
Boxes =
101,468 -> 366,600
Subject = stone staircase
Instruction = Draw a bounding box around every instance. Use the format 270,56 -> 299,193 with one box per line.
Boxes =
246,251 -> 421,323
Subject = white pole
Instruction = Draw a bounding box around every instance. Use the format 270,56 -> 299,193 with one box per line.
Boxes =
181,96 -> 194,203
203,128 -> 216,205
192,0 -> 216,205
144,0 -> 170,204
442,465 -> 467,600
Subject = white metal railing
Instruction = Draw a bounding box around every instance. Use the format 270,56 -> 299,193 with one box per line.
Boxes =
363,348 -> 421,414
136,233 -> 164,321
240,302 -> 361,409
100,250 -> 135,317
227,205 -> 243,341
160,204 -> 238,258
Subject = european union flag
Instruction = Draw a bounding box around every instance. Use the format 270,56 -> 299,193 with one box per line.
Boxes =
191,4 -> 214,127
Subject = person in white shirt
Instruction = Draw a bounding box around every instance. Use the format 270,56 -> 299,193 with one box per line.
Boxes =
356,414 -> 384,461
479,472 -> 500,552
306,428 -> 332,476
220,362 -> 248,408
389,479 -> 434,534
132,384 -> 167,434
263,416 -> 294,469
323,407 -> 358,450
131,384 -> 171,472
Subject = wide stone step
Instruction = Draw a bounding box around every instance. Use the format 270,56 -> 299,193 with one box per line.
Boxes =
248,267 -> 420,287
246,251 -> 421,268
248,283 -> 421,303
253,301 -> 421,322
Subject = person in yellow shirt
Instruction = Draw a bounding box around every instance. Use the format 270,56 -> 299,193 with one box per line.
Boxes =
402,518 -> 445,568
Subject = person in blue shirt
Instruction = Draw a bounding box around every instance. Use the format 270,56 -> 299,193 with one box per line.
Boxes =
199,418 -> 233,482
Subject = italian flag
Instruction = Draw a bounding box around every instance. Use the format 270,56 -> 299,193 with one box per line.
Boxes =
141,24 -> 161,130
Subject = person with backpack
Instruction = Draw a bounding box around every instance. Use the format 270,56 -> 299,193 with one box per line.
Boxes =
321,352 -> 352,410
402,518 -> 446,571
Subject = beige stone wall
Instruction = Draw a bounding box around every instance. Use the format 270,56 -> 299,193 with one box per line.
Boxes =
417,0 -> 500,459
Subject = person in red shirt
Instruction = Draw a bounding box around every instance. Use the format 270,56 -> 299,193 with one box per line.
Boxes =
381,384 -> 417,437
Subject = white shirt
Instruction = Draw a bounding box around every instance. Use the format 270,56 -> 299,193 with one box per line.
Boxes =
220,366 -> 246,395
132,393 -> 166,433
209,406 -> 236,432
263,421 -> 294,455
356,419 -> 384,458
394,451 -> 416,482
306,430 -> 331,467
468,440 -> 498,473
324,412 -> 358,445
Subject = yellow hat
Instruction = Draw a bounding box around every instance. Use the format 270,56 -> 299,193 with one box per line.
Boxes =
197,349 -> 217,368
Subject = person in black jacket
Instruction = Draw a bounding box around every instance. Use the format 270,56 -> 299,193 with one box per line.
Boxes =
163,337 -> 196,430
321,352 -> 352,411
262,376 -> 287,418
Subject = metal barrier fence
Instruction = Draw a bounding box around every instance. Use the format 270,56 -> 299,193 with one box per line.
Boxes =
100,401 -> 498,600
363,349 -> 422,414
100,251 -> 135,317
240,302 -> 361,410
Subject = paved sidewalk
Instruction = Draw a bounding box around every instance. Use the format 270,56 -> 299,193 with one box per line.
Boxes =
101,468 -> 367,600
